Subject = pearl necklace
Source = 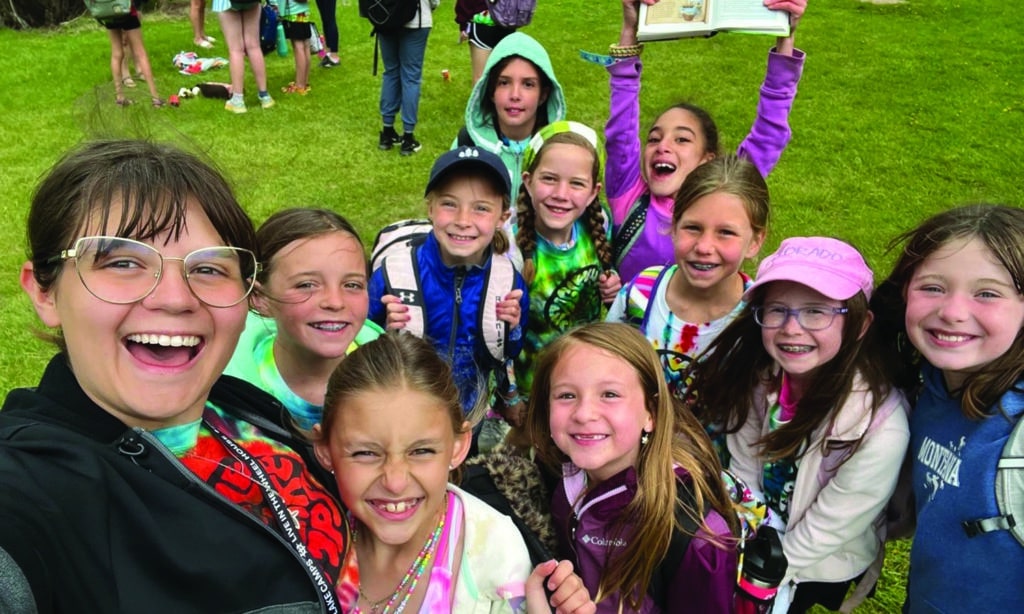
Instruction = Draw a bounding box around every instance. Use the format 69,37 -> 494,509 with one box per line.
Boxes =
355,506 -> 447,614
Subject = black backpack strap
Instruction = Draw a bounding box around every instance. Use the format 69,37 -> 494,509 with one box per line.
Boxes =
648,477 -> 700,609
371,32 -> 380,76
612,193 -> 650,268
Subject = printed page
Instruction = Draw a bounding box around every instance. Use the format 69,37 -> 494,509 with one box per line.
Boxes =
638,0 -> 789,42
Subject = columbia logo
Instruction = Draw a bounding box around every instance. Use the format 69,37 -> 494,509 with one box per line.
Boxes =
581,534 -> 627,548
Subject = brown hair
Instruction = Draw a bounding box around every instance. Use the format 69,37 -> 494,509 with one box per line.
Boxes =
482,54 -> 553,137
516,131 -> 612,285
321,332 -> 469,477
25,139 -> 255,346
692,286 -> 890,463
253,207 -> 365,305
872,203 -> 1024,418
672,153 -> 769,237
526,322 -> 737,610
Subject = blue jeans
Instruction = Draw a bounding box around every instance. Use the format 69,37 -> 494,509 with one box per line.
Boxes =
378,26 -> 430,134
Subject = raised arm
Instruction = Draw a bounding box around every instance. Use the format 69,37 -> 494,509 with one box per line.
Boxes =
604,1 -> 652,213
735,0 -> 807,177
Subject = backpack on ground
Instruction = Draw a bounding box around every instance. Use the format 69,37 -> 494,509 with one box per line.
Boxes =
487,0 -> 537,29
259,3 -> 278,55
370,219 -> 516,364
84,0 -> 131,19
962,413 -> 1024,546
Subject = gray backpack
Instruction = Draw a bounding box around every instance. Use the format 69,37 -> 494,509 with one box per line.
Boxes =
962,414 -> 1024,546
85,0 -> 131,19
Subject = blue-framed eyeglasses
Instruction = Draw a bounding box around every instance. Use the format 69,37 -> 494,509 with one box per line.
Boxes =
753,305 -> 849,331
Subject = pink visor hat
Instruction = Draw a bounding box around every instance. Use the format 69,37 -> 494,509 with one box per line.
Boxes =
743,236 -> 874,302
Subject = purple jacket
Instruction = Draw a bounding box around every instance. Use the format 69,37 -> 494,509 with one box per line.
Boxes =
551,465 -> 737,614
606,49 -> 805,283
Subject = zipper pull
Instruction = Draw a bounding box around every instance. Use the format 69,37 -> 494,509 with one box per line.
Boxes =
116,432 -> 146,464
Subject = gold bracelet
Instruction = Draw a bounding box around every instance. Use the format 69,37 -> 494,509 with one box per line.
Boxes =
609,43 -> 644,58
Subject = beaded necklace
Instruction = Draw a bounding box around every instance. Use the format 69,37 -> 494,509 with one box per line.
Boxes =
355,500 -> 448,614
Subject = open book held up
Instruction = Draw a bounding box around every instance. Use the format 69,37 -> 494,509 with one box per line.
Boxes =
637,0 -> 790,42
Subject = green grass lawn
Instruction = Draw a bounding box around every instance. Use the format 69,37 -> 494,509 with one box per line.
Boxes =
0,0 -> 1021,610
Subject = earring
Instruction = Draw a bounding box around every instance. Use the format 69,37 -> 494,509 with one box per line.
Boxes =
448,464 -> 455,470
641,431 -> 650,446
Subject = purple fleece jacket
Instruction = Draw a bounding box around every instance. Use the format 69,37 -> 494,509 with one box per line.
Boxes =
606,49 -> 805,283
551,465 -> 737,613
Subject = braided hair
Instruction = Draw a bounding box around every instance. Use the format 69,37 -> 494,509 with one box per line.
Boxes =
517,131 -> 610,284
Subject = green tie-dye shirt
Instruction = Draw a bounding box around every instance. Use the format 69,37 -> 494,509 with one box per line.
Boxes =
515,222 -> 606,396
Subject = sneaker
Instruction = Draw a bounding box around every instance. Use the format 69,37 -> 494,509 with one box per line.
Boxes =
319,56 -> 340,69
378,127 -> 401,151
259,94 -> 276,109
281,82 -> 311,95
224,98 -> 247,114
400,133 -> 422,156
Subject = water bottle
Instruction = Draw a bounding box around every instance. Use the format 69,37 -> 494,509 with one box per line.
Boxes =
735,526 -> 788,614
276,23 -> 288,57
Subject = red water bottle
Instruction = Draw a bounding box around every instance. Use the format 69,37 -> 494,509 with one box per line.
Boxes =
736,526 -> 788,614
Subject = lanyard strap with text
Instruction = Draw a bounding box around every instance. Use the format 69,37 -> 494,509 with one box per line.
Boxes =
204,419 -> 340,614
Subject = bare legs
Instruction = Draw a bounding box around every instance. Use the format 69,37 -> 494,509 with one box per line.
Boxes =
191,0 -> 214,47
109,27 -> 160,104
469,43 -> 489,84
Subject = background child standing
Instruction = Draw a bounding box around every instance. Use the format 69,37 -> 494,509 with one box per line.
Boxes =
270,0 -> 312,94
97,1 -> 163,107
695,237 -> 910,613
872,204 -> 1024,613
606,154 -> 768,407
504,121 -> 620,425
215,0 -> 274,113
527,322 -> 739,613
368,146 -> 528,422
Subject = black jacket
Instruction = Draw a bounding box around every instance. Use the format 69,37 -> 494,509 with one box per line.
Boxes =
0,355 -> 341,614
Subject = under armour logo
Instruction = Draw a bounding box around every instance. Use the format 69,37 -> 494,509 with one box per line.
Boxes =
398,291 -> 417,304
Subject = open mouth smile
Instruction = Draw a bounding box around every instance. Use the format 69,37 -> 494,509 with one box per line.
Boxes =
124,333 -> 203,366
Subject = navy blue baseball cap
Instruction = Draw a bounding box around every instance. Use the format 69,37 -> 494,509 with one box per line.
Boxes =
424,146 -> 512,197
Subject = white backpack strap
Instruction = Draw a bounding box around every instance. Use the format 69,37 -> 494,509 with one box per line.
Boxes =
381,250 -> 426,339
479,255 -> 515,363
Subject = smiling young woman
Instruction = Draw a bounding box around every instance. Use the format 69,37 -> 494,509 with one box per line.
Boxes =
0,139 -> 358,613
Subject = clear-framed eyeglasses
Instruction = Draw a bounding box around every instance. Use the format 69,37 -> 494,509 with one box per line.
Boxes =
753,304 -> 849,331
46,235 -> 260,308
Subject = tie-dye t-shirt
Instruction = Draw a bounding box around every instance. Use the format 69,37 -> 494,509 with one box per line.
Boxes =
516,222 -> 606,396
153,404 -> 359,611
607,266 -> 752,400
225,311 -> 383,430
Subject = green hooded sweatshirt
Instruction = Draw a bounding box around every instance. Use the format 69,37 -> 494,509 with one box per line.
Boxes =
455,32 -> 567,253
